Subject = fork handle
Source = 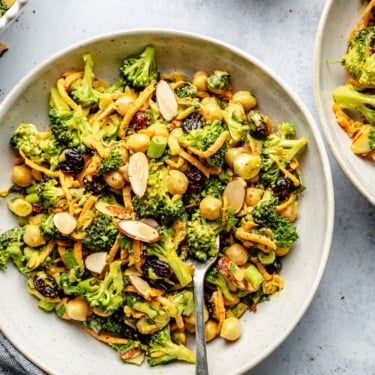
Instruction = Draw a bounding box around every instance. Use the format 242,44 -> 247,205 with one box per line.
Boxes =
194,275 -> 209,375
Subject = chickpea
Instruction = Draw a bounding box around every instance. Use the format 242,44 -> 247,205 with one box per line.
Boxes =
233,153 -> 262,179
225,146 -> 249,169
220,316 -> 242,341
232,90 -> 257,112
199,196 -> 222,220
11,164 -> 33,187
170,127 -> 184,138
166,169 -> 189,195
192,70 -> 208,92
104,170 -> 125,189
205,320 -> 218,342
226,102 -> 246,122
245,187 -> 264,207
127,133 -> 150,153
66,297 -> 90,321
279,201 -> 299,222
199,97 -> 223,122
23,224 -> 46,247
224,243 -> 248,266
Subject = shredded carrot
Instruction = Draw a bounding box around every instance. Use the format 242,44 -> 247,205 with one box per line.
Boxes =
76,195 -> 98,229
179,149 -> 211,177
19,149 -> 59,178
57,78 -> 78,110
59,171 -> 75,216
235,229 -> 276,251
73,240 -> 84,266
251,256 -> 272,281
106,237 -> 120,264
118,80 -> 156,138
82,326 -> 130,345
186,131 -> 229,158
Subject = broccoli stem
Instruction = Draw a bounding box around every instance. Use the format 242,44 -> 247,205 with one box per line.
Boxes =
147,136 -> 167,158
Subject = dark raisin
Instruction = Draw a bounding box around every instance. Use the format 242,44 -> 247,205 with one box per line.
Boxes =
83,174 -> 107,195
266,258 -> 283,274
248,110 -> 268,140
123,324 -> 140,339
58,148 -> 85,175
33,272 -> 62,298
182,112 -> 205,132
131,111 -> 148,131
185,167 -> 206,193
272,175 -> 294,199
142,258 -> 173,279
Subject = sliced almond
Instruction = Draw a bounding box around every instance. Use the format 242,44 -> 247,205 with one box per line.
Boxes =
128,152 -> 148,198
95,201 -> 129,219
53,212 -> 77,235
117,220 -> 160,243
85,251 -> 108,274
128,274 -> 152,298
155,79 -> 178,121
223,177 -> 247,214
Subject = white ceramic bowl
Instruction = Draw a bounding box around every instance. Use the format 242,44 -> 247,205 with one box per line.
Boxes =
0,0 -> 28,32
0,29 -> 334,375
314,0 -> 375,205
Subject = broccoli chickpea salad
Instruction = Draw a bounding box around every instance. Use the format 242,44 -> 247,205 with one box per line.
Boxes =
332,0 -> 375,160
0,46 -> 307,367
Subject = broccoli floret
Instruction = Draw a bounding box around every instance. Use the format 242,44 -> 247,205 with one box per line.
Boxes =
332,84 -> 375,127
84,310 -> 126,335
186,210 -> 221,262
59,265 -> 85,295
223,108 -> 250,145
206,70 -> 231,94
82,213 -> 118,251
124,293 -> 162,318
70,53 -> 125,110
146,227 -> 192,288
39,214 -> 66,241
206,265 -> 234,301
341,26 -> 375,86
175,83 -> 197,98
78,260 -> 125,312
260,122 -> 307,187
0,227 -> 27,272
120,46 -> 159,89
252,189 -> 298,248
169,289 -> 195,316
10,123 -> 63,170
98,149 -> 122,175
178,120 -> 228,168
70,54 -> 101,108
132,162 -> 185,225
147,325 -> 195,366
201,171 -> 230,199
48,87 -> 93,153
70,53 -> 103,108
36,179 -> 86,213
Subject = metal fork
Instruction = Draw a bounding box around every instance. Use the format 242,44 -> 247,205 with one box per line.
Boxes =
191,237 -> 219,375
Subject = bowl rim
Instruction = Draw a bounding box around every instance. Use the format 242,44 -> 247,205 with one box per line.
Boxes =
0,0 -> 28,33
0,28 -> 335,373
313,0 -> 375,206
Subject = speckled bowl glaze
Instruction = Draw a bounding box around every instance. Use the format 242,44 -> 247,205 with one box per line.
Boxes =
0,0 -> 28,32
314,0 -> 375,205
0,29 -> 334,375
